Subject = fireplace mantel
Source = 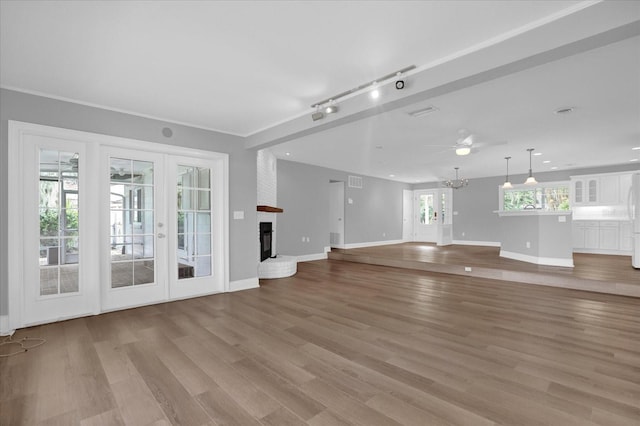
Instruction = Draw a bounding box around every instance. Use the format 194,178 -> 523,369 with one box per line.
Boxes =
257,205 -> 283,213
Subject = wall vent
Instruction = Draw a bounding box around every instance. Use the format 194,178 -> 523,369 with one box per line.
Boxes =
348,175 -> 363,189
408,105 -> 439,117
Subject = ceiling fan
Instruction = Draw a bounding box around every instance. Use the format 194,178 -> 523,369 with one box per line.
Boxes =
427,129 -> 507,158
454,130 -> 475,156
39,153 -> 79,176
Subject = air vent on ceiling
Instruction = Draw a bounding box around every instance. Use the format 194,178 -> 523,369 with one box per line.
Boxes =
348,175 -> 363,189
408,105 -> 439,117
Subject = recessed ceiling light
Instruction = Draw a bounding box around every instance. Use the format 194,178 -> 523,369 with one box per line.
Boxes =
285,152 -> 291,156
554,107 -> 574,114
543,160 -> 551,164
551,166 -> 558,170
631,159 -> 639,162
389,174 -> 395,177
370,88 -> 380,99
633,146 -> 640,150
533,152 -> 542,156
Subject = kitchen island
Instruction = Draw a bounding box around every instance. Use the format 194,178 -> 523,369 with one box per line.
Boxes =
495,210 -> 574,267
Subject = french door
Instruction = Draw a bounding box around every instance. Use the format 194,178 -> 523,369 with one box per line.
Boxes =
101,149 -> 224,311
168,155 -> 224,300
9,121 -> 228,329
19,133 -> 96,325
101,148 -> 167,311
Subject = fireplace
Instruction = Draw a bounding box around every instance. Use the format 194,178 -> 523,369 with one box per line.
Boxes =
259,222 -> 273,261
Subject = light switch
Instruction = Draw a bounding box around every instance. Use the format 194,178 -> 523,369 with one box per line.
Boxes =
233,210 -> 244,220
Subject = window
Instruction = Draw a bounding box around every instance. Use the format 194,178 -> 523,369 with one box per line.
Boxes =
419,193 -> 435,224
500,182 -> 570,211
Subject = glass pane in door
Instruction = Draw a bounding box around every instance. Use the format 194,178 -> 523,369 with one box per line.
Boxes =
39,150 -> 80,295
110,158 -> 155,287
419,194 -> 434,224
177,165 -> 212,279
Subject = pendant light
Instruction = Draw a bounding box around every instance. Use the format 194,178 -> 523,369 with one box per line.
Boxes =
524,148 -> 538,185
502,156 -> 513,189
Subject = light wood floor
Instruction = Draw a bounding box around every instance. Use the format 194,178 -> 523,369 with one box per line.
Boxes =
2,259 -> 640,425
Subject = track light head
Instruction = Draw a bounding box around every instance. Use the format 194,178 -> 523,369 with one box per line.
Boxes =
325,105 -> 338,114
395,79 -> 405,90
311,111 -> 325,121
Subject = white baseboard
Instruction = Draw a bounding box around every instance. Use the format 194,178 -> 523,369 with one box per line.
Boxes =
343,239 -> 404,249
297,252 -> 328,262
573,248 -> 632,256
453,240 -> 501,247
0,315 -> 14,336
500,250 -> 574,267
229,277 -> 259,292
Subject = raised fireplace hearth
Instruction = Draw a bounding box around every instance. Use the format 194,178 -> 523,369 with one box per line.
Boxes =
258,221 -> 296,279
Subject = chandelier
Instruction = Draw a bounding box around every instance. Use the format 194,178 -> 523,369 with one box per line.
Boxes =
443,167 -> 469,189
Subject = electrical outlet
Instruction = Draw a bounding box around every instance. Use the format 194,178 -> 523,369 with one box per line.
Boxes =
465,266 -> 472,272
526,241 -> 531,249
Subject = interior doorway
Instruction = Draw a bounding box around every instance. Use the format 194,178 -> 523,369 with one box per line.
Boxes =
329,181 -> 345,248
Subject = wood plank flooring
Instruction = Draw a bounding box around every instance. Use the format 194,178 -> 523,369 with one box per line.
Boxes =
2,259 -> 640,425
329,243 -> 640,297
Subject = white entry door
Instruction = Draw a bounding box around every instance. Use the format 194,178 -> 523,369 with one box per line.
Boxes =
414,189 -> 438,242
101,148 -> 168,311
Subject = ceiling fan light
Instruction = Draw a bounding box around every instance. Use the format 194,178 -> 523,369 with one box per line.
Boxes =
455,146 -> 471,156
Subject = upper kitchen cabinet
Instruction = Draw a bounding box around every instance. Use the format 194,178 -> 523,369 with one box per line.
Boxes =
571,172 -> 632,206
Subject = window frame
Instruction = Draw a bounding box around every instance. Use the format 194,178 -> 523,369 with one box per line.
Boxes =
498,180 -> 571,212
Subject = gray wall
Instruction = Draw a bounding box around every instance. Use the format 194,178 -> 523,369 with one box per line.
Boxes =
0,89 -> 258,316
414,164 -> 639,244
500,214 -> 573,260
277,160 -> 411,256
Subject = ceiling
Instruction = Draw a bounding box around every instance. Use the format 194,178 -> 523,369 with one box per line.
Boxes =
2,1 -> 639,183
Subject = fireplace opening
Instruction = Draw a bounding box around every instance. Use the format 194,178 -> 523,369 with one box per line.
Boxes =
259,222 -> 273,261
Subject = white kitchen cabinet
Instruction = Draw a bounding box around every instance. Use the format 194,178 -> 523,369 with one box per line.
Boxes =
599,222 -> 619,250
620,221 -> 633,251
573,221 -> 599,249
573,180 -> 584,204
571,177 -> 599,205
619,173 -> 632,205
585,223 -> 600,249
571,172 -> 634,206
599,175 -> 619,205
573,220 -> 632,253
587,178 -> 598,203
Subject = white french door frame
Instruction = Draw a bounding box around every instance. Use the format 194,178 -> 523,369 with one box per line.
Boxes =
7,121 -> 229,331
167,155 -> 225,300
